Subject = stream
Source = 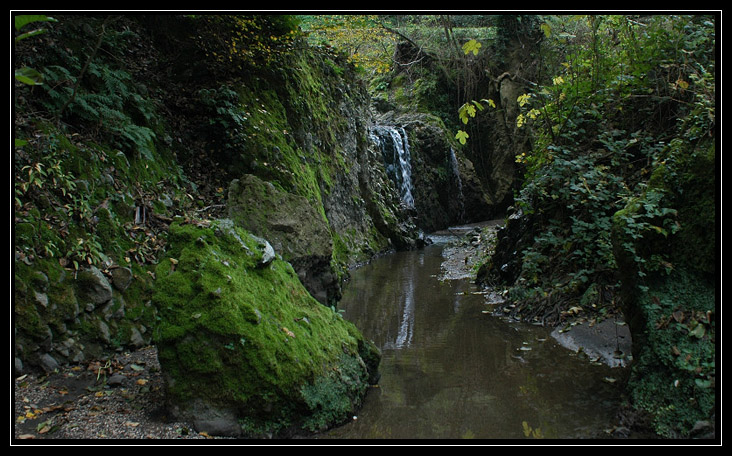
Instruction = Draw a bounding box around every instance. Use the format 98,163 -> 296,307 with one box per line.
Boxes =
318,223 -> 628,440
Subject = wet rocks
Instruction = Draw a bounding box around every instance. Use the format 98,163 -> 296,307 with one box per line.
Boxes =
551,319 -> 633,368
373,112 -> 494,233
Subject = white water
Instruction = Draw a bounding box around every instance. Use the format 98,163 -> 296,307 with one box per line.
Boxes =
370,126 -> 415,208
449,148 -> 465,223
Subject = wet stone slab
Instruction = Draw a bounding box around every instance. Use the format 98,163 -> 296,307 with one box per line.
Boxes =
551,318 -> 633,368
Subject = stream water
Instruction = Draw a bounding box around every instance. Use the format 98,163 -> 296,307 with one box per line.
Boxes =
319,225 -> 627,441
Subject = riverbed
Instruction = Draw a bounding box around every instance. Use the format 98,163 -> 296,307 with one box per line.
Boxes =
318,223 -> 629,440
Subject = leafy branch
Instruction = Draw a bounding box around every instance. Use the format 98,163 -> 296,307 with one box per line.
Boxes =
14,15 -> 57,86
54,16 -> 114,125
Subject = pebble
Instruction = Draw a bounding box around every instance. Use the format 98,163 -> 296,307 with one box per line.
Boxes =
13,346 -> 217,441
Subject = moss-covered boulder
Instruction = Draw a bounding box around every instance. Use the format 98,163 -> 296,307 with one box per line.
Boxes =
152,220 -> 380,437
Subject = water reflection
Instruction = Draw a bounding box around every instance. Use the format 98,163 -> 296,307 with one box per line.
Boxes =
392,264 -> 414,349
320,242 -> 626,440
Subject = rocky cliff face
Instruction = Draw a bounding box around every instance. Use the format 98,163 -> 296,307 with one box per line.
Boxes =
13,17 -> 422,373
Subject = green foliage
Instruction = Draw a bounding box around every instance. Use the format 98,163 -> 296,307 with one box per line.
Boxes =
40,61 -> 159,159
14,14 -> 57,85
461,38 -> 482,56
189,15 -> 302,72
300,15 -> 394,74
482,15 -> 716,437
493,15 -> 715,322
17,16 -> 163,160
195,85 -> 249,159
628,270 -> 715,437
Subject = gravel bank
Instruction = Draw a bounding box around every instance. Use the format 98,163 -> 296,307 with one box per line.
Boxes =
13,345 -> 217,442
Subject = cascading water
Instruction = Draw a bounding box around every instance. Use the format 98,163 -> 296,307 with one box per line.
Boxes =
449,148 -> 465,223
370,126 -> 415,208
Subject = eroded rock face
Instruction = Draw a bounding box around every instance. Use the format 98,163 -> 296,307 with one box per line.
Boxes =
153,220 -> 380,437
373,113 -> 494,232
227,174 -> 339,305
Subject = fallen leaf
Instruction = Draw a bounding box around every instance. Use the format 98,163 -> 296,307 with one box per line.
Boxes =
37,421 -> 52,434
672,310 -> 685,323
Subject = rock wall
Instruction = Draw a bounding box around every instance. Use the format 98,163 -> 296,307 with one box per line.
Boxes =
13,17 -> 411,377
214,49 -> 418,305
227,174 -> 338,305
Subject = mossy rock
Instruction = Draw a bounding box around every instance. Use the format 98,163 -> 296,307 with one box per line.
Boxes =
227,173 -> 339,305
152,220 -> 380,437
626,269 -> 715,438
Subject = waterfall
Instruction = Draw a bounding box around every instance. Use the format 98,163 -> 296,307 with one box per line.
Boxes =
449,148 -> 465,223
370,126 -> 415,208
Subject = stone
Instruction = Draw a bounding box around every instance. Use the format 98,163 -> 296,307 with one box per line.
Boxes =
551,318 -> 633,368
186,400 -> 242,438
76,266 -> 113,310
97,320 -> 111,343
39,353 -> 60,373
33,291 -> 48,308
227,174 -> 338,304
251,235 -> 275,268
128,326 -> 146,348
154,221 -> 380,437
110,267 -> 133,291
107,373 -> 126,386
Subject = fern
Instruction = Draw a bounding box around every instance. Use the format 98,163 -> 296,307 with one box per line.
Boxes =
40,59 -> 160,159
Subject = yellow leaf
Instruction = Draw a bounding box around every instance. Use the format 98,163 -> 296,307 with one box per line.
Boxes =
455,130 -> 469,145
540,23 -> 552,37
461,39 -> 482,56
517,93 -> 532,107
522,421 -> 531,437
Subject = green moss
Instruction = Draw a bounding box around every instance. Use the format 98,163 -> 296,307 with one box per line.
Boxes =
300,353 -> 370,432
628,269 -> 715,437
13,274 -> 46,341
153,220 -> 379,435
610,134 -> 716,438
